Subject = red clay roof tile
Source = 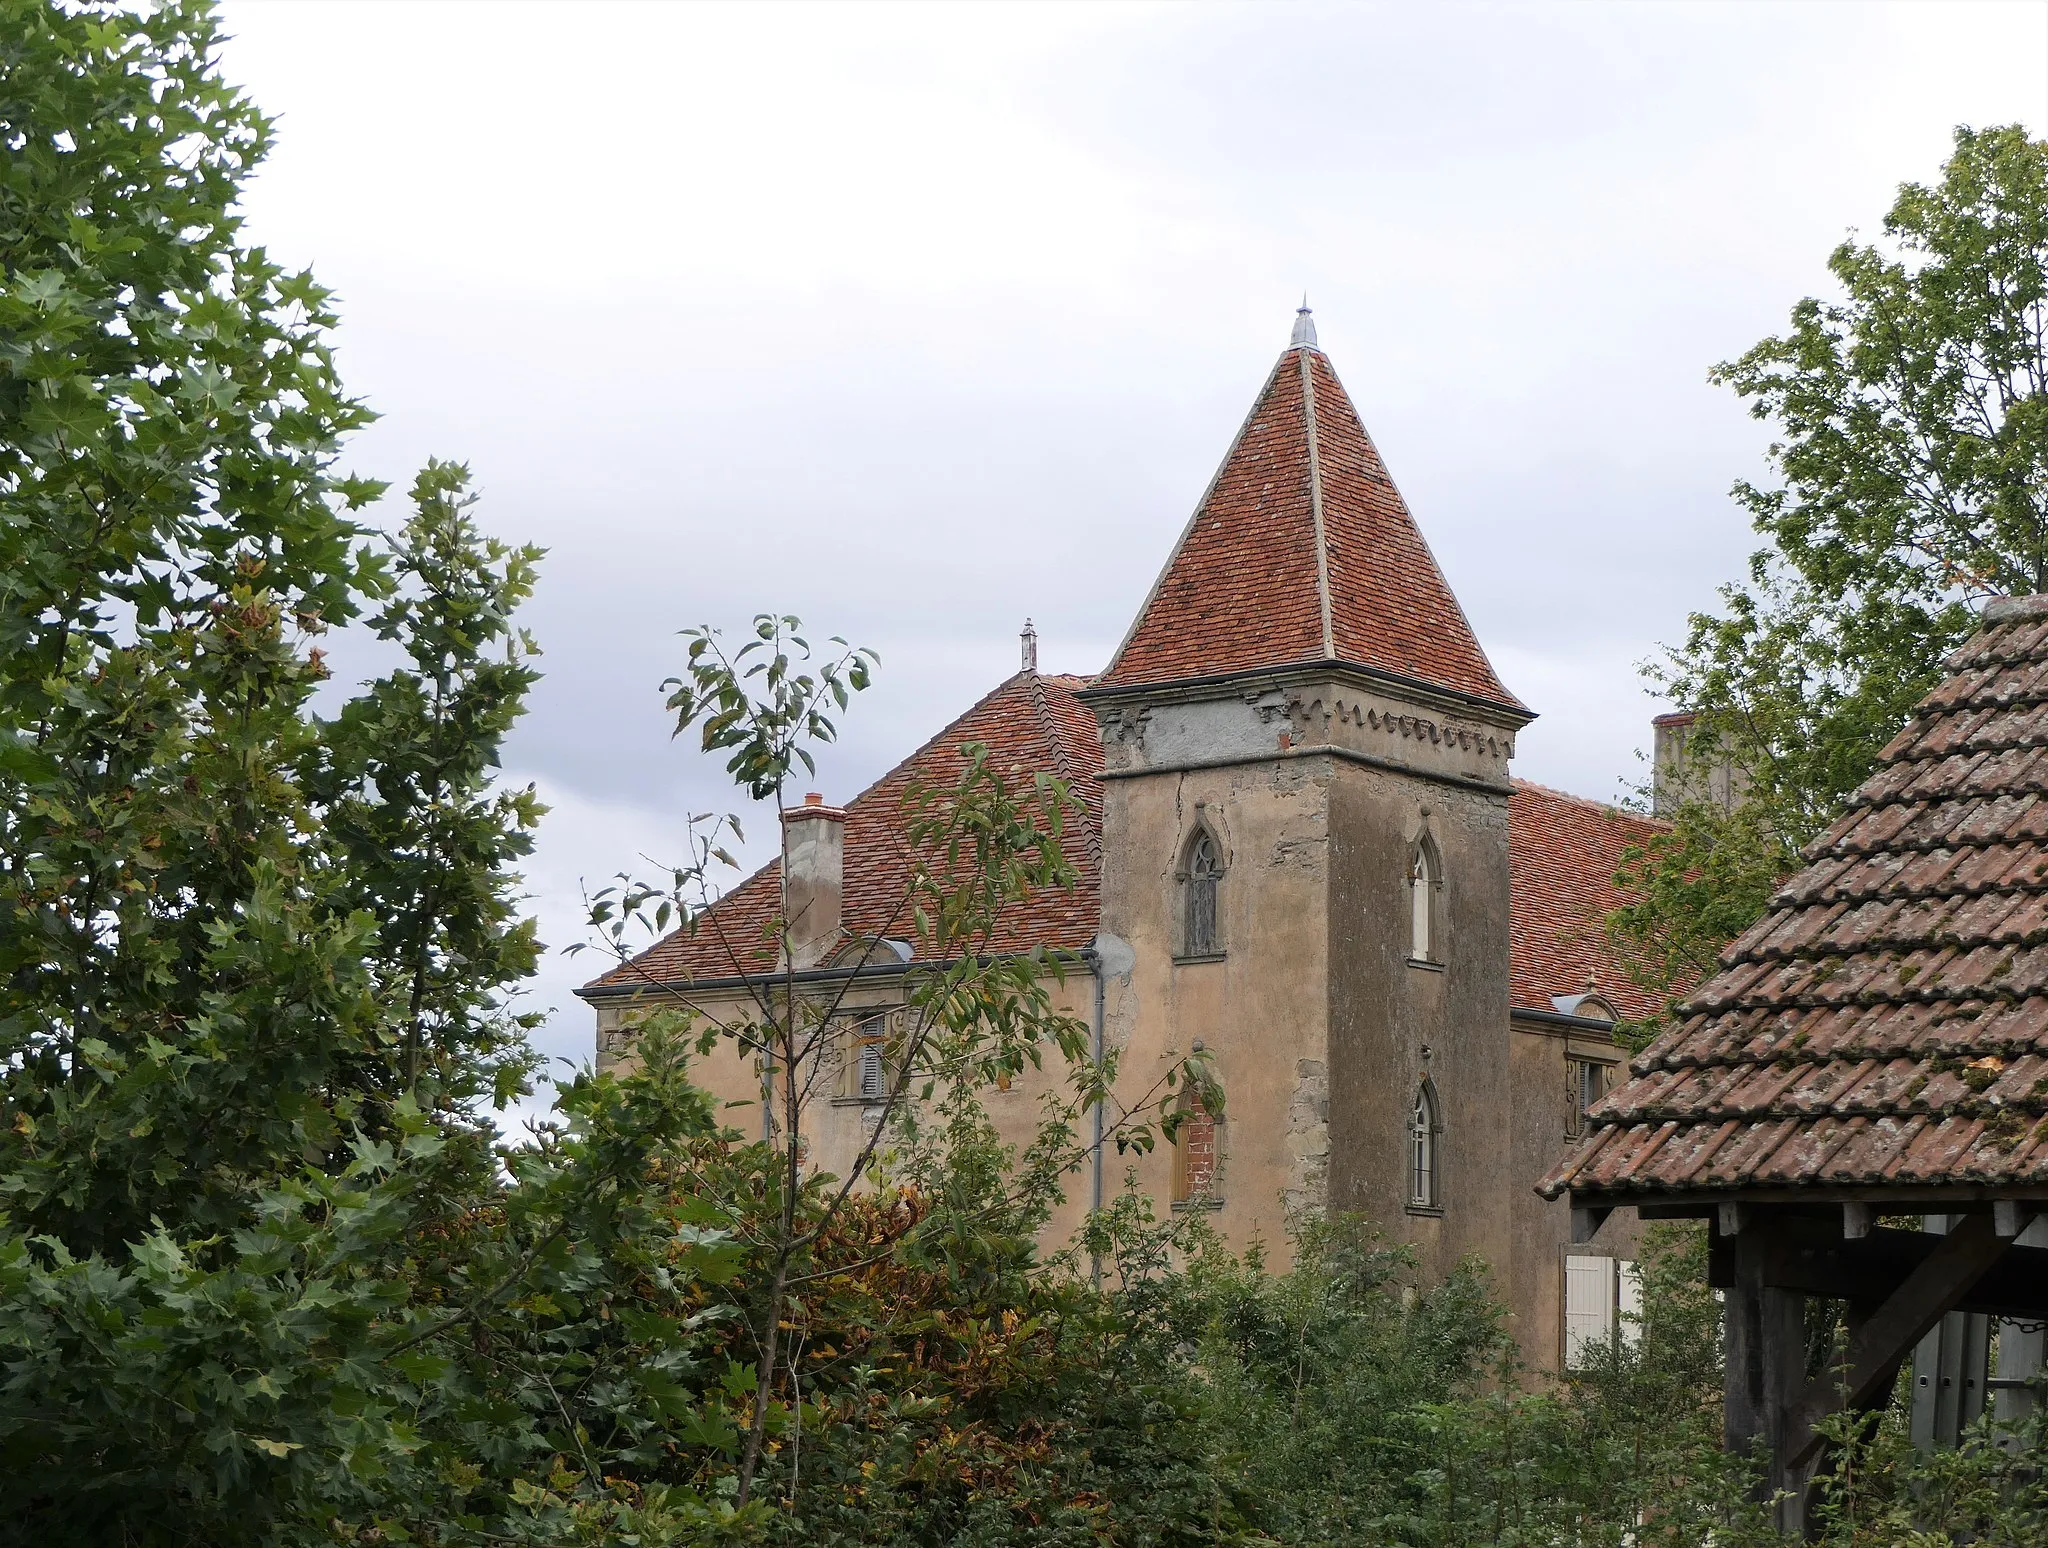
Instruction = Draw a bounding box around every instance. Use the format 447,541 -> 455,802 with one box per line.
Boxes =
581,672 -> 1104,991
1507,781 -> 1672,1023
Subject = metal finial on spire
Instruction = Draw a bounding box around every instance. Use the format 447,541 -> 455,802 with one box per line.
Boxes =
1020,618 -> 1038,674
1291,296 -> 1318,349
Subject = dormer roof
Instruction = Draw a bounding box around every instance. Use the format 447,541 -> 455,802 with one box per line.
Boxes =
1094,322 -> 1526,717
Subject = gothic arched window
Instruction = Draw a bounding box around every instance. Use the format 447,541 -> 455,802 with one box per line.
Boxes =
1182,829 -> 1224,957
1410,1079 -> 1443,1211
1410,836 -> 1443,964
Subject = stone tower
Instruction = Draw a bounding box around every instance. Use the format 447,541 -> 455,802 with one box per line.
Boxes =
1079,309 -> 1536,1276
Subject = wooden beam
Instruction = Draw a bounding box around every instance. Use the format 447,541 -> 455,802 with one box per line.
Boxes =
1844,1203 -> 1874,1240
1719,1201 -> 1747,1236
1755,1221 -> 2048,1322
1636,1202 -> 1716,1220
1709,1222 -> 1734,1289
1571,1204 -> 1611,1244
1784,1213 -> 2012,1470
1995,1200 -> 2033,1239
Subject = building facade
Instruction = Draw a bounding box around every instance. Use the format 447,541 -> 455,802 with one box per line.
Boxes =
581,309 -> 1666,1371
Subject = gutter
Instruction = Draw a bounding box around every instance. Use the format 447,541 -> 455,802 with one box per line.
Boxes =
574,947 -> 1087,1003
1510,1005 -> 1623,1035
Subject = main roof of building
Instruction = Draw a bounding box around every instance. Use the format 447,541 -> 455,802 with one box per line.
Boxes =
1509,781 -> 1669,1024
583,674 -> 1663,1019
1094,338 -> 1524,713
582,670 -> 1104,993
1541,599 -> 2048,1204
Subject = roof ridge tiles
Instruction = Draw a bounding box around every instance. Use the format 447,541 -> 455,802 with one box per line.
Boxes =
1025,670 -> 1104,872
1508,776 -> 1651,818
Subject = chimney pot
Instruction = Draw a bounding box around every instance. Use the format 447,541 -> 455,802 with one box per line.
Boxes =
804,791 -> 823,806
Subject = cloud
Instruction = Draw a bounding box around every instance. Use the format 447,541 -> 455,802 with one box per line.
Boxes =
216,0 -> 2048,1103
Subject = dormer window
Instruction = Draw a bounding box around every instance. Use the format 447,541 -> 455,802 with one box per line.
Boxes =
1181,828 -> 1224,959
1410,835 -> 1444,964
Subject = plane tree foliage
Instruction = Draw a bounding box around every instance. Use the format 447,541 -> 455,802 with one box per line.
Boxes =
0,2 -> 728,1538
1610,125 -> 2048,1029
0,7 -> 1210,1539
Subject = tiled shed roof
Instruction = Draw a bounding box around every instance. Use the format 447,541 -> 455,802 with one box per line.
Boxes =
581,672 -> 1103,991
1540,598 -> 2048,1204
1509,781 -> 1671,1024
1095,341 -> 1523,712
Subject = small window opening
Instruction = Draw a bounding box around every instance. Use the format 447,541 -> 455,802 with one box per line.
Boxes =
1563,1255 -> 1641,1367
841,1011 -> 893,1103
1409,1080 -> 1441,1210
857,1039 -> 886,1101
1410,838 -> 1441,963
1183,829 -> 1223,957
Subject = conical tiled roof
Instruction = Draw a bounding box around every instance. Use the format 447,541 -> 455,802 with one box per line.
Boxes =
1540,597 -> 2048,1204
1096,331 -> 1523,712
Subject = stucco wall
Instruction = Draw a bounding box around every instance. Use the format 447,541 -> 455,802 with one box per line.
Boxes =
1506,1017 -> 1645,1371
1327,765 -> 1513,1286
589,657 -> 1647,1374
1095,752 -> 1334,1252
593,970 -> 1103,1248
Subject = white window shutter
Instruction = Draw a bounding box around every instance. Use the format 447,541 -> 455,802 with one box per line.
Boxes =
1563,1254 -> 1616,1367
1616,1259 -> 1643,1350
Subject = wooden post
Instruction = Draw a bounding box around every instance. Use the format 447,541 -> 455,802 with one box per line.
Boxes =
1725,1213 -> 1810,1534
1992,1218 -> 2048,1430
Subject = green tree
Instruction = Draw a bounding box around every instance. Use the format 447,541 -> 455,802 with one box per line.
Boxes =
0,11 -> 1206,1535
0,6 -> 713,1539
1613,124 -> 2048,1026
581,616 -> 1214,1509
0,0 -> 391,1253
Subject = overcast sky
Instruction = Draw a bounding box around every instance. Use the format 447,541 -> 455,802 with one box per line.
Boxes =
214,0 -> 2048,1124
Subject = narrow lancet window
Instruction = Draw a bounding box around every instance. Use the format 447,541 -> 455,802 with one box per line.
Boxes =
1184,830 -> 1223,957
1410,1080 -> 1441,1209
1410,838 -> 1441,962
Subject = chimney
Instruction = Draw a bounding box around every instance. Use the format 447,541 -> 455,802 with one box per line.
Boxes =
1652,712 -> 1746,816
781,792 -> 846,969
1020,618 -> 1038,674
